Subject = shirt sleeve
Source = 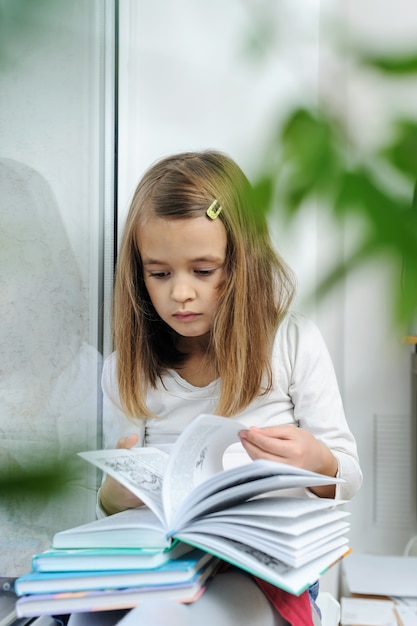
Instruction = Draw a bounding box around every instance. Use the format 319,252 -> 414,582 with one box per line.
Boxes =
280,314 -> 363,501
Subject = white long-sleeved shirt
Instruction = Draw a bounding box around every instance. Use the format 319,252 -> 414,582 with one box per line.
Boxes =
101,312 -> 362,503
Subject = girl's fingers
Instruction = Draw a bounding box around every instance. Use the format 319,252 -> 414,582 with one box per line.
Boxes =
239,427 -> 292,453
116,433 -> 139,449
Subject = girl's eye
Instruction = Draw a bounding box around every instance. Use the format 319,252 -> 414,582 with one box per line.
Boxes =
195,269 -> 215,276
149,271 -> 169,279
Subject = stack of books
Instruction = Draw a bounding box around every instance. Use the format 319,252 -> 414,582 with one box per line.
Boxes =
14,414 -> 351,617
14,541 -> 218,616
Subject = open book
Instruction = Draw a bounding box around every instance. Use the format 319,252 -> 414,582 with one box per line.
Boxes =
70,414 -> 349,595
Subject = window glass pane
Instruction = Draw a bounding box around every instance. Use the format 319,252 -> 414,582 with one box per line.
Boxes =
0,0 -> 114,576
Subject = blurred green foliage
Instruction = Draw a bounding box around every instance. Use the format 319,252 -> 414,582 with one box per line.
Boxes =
0,458 -> 78,500
251,48 -> 417,329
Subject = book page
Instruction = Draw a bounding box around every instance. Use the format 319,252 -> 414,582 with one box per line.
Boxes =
79,447 -> 169,524
176,532 -> 349,596
180,519 -> 349,567
342,553 -> 417,597
395,605 -> 417,626
340,597 -> 397,626
172,470 -> 343,530
206,495 -> 346,520
161,414 -> 243,526
206,505 -> 349,537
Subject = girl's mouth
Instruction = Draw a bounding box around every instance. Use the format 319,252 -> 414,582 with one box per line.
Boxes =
174,312 -> 200,322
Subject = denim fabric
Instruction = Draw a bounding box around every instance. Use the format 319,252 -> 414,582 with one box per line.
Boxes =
308,580 -> 322,621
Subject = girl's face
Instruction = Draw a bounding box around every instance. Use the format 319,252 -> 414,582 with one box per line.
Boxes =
137,215 -> 227,340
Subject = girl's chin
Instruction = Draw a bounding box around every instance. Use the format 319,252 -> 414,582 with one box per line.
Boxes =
174,329 -> 211,345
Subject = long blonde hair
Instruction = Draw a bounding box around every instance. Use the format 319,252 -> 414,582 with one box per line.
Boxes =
113,150 -> 295,418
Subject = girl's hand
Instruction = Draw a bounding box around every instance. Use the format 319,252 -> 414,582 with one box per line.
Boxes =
238,425 -> 338,498
99,433 -> 144,515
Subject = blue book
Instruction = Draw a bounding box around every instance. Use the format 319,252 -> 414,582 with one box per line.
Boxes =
16,549 -> 214,595
31,541 -> 192,573
15,560 -> 218,617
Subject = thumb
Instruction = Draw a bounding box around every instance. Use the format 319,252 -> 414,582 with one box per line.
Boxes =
116,433 -> 139,449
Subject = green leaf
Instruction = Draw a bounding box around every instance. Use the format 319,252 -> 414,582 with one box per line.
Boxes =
279,108 -> 344,211
336,169 -> 417,251
398,257 -> 417,326
379,119 -> 417,180
251,174 -> 275,217
361,51 -> 417,75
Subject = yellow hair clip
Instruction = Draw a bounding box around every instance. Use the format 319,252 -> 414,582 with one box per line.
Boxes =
206,199 -> 222,220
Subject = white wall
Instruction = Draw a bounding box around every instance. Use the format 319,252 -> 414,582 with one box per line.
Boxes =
117,0 -> 417,562
339,0 -> 417,555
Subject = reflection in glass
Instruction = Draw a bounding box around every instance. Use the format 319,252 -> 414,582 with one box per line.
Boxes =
0,159 -> 101,575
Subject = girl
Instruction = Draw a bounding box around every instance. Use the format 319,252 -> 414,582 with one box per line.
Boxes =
72,150 -> 362,626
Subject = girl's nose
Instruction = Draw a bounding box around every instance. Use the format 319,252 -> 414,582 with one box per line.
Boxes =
171,277 -> 195,302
